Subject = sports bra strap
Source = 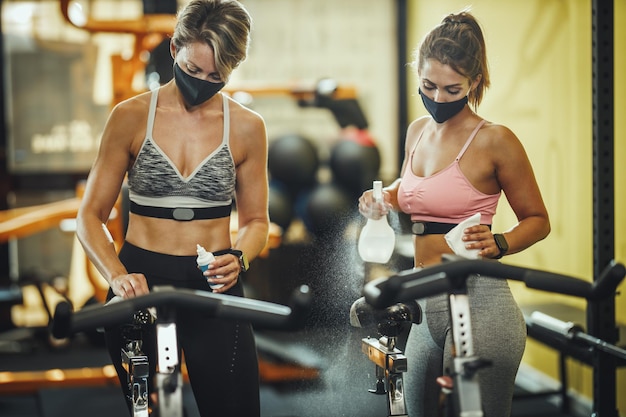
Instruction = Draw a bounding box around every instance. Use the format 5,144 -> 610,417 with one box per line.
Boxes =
146,89 -> 159,136
456,119 -> 487,161
221,93 -> 230,145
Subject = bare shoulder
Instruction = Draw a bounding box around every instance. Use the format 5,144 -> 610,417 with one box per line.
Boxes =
478,121 -> 521,145
407,116 -> 430,134
108,91 -> 152,124
477,121 -> 526,151
405,116 -> 430,150
226,95 -> 267,143
477,121 -> 529,167
227,96 -> 266,128
99,92 -> 152,156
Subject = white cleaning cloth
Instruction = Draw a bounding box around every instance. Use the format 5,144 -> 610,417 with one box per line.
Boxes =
444,213 -> 482,259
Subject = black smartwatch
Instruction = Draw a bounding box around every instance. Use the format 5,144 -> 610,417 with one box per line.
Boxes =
493,234 -> 509,259
229,249 -> 249,273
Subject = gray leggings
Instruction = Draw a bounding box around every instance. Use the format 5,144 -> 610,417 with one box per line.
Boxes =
404,275 -> 526,417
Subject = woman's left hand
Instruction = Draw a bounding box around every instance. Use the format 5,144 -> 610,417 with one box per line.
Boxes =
461,225 -> 500,259
203,253 -> 242,293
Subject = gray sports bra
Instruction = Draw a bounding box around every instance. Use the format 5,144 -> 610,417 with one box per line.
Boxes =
127,90 -> 235,220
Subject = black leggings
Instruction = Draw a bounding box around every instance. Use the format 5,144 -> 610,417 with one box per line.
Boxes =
104,242 -> 260,417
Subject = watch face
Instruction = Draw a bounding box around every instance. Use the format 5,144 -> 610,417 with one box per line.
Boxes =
495,234 -> 508,253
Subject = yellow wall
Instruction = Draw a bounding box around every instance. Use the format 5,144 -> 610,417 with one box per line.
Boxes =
408,0 -> 625,411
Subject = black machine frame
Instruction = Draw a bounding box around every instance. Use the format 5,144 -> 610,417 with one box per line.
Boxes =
52,285 -> 311,417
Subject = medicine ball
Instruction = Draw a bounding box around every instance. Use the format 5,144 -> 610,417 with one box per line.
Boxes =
330,139 -> 381,197
302,182 -> 354,238
268,181 -> 295,231
268,134 -> 319,191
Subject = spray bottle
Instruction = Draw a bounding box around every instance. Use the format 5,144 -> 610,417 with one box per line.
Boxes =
357,180 -> 395,263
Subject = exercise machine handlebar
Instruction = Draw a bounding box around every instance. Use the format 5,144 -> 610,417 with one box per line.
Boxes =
364,255 -> 625,309
52,285 -> 311,339
529,311 -> 626,361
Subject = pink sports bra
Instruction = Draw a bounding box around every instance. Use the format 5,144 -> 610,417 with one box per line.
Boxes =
397,119 -> 500,224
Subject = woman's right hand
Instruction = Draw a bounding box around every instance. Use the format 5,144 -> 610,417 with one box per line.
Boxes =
358,188 -> 391,220
110,273 -> 150,299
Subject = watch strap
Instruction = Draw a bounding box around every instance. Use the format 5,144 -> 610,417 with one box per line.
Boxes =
228,249 -> 249,272
212,249 -> 249,272
493,234 -> 508,259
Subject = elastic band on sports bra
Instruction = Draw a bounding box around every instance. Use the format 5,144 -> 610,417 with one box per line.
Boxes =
412,221 -> 492,235
130,201 -> 232,221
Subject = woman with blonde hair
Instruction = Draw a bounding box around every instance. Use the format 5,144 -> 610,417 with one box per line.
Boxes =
76,1 -> 268,415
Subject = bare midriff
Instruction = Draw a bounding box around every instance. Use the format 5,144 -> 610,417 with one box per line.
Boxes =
413,234 -> 456,268
125,213 -> 232,256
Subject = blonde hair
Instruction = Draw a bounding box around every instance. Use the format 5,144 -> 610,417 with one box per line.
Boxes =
412,9 -> 490,108
172,0 -> 251,80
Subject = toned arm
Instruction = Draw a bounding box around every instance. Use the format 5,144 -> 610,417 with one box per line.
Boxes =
490,125 -> 551,254
76,98 -> 148,290
230,102 -> 270,264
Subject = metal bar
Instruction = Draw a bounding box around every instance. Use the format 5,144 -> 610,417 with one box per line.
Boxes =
590,0 -> 617,416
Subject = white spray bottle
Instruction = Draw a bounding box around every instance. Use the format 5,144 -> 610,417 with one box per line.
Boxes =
357,181 -> 396,263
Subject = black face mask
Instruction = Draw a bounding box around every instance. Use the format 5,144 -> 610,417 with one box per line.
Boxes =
173,63 -> 225,106
419,88 -> 468,123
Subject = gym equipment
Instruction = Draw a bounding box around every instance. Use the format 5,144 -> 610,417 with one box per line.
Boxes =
268,181 -> 295,231
519,303 -> 626,415
298,77 -> 382,198
119,305 -> 154,417
299,182 -> 354,238
528,311 -> 626,362
268,134 -> 320,191
0,270 -> 71,353
352,300 -> 421,417
59,0 -> 176,106
591,3 -> 618,416
330,138 -> 381,198
52,285 -> 312,417
362,255 -> 625,417
297,77 -> 369,130
0,191 -> 116,351
0,197 -> 82,243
